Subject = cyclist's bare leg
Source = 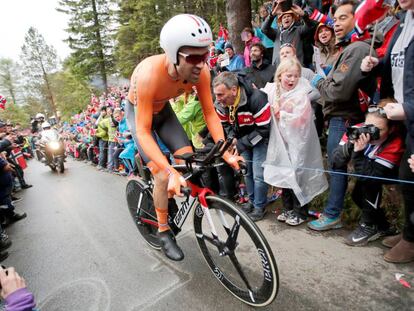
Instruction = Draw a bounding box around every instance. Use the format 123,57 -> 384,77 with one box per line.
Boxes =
147,161 -> 169,232
173,146 -> 193,164
148,160 -> 185,261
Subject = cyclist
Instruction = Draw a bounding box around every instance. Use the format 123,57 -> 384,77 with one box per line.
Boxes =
126,14 -> 243,261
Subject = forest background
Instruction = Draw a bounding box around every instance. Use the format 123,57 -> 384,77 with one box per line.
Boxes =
0,0 -> 263,125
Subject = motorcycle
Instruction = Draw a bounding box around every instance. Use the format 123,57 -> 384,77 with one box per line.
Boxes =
37,131 -> 65,173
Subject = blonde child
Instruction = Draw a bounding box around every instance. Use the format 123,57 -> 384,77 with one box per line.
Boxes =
262,57 -> 327,225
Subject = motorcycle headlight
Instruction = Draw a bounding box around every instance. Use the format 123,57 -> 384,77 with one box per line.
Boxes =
49,141 -> 60,150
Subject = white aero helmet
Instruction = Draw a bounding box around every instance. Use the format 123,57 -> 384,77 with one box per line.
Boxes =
42,121 -> 51,129
36,113 -> 45,120
160,14 -> 213,64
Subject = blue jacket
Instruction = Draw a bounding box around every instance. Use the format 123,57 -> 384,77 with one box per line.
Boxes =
227,54 -> 245,72
380,12 -> 414,151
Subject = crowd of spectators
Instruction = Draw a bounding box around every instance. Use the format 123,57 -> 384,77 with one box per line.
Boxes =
60,0 -> 414,264
1,0 -> 412,308
0,114 -> 37,309
2,0 -> 413,275
0,118 -> 32,262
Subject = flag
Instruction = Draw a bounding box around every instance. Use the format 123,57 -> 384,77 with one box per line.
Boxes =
0,94 -> 6,110
355,0 -> 389,36
218,24 -> 229,41
11,147 -> 28,170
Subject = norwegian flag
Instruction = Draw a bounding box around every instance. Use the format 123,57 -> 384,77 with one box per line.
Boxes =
11,147 -> 27,170
358,89 -> 371,113
354,0 -> 389,36
218,24 -> 229,41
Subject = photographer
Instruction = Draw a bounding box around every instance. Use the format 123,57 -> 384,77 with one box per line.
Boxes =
331,107 -> 404,246
261,0 -> 316,66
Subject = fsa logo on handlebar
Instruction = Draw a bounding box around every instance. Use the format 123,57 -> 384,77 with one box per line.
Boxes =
258,248 -> 273,282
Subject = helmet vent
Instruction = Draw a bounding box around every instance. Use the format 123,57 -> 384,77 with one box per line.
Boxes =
204,28 -> 208,33
191,33 -> 196,37
198,29 -> 202,34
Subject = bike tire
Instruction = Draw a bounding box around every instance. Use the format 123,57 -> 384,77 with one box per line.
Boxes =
59,160 -> 65,173
125,179 -> 161,250
193,195 -> 279,307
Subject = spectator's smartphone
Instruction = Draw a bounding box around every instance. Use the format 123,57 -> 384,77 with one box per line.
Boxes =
275,0 -> 293,12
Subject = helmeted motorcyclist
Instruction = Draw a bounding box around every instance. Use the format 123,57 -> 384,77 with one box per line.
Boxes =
37,122 -> 61,164
31,113 -> 45,134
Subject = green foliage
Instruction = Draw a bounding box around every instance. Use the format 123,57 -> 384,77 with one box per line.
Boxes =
0,103 -> 30,127
20,27 -> 58,116
50,70 -> 91,121
58,0 -> 115,89
0,58 -> 22,105
115,0 -> 226,77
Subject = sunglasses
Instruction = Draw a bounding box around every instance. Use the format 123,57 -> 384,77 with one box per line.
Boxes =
178,52 -> 209,65
367,106 -> 387,116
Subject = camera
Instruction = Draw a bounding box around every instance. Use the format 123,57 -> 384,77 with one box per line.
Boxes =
346,124 -> 380,141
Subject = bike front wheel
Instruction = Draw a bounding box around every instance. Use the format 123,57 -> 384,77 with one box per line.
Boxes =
193,195 -> 279,307
126,179 -> 161,250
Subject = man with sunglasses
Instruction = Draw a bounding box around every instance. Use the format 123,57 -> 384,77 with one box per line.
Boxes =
125,14 -> 242,261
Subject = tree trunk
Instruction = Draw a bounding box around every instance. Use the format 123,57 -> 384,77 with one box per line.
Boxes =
91,0 -> 108,91
225,0 -> 252,54
42,69 -> 58,118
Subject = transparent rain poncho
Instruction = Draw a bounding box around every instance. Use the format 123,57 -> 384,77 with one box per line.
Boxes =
261,78 -> 328,206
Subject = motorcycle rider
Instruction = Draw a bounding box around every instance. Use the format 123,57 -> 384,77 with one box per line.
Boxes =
37,122 -> 61,165
31,113 -> 45,134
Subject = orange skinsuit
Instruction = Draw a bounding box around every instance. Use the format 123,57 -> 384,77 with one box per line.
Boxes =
127,54 -> 228,174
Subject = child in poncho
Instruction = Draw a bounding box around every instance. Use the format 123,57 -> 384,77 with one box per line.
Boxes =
262,57 -> 328,225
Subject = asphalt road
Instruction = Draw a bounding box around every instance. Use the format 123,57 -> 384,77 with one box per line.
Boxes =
3,159 -> 414,310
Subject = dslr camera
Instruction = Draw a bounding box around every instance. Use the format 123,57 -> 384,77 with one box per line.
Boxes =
346,124 -> 380,141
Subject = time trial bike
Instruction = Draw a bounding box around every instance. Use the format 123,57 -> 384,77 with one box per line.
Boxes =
126,139 -> 279,307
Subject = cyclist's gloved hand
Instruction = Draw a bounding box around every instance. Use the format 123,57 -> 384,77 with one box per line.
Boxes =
223,151 -> 244,171
167,168 -> 187,197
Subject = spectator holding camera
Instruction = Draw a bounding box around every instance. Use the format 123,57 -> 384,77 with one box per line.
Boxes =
360,0 -> 414,263
331,106 -> 404,246
261,0 -> 316,66
217,42 -> 245,72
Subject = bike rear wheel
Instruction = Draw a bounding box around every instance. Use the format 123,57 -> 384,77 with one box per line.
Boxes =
193,195 -> 278,307
126,179 -> 161,250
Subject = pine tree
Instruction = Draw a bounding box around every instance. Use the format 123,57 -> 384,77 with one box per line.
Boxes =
0,58 -> 21,105
58,0 -> 115,90
20,27 -> 59,117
